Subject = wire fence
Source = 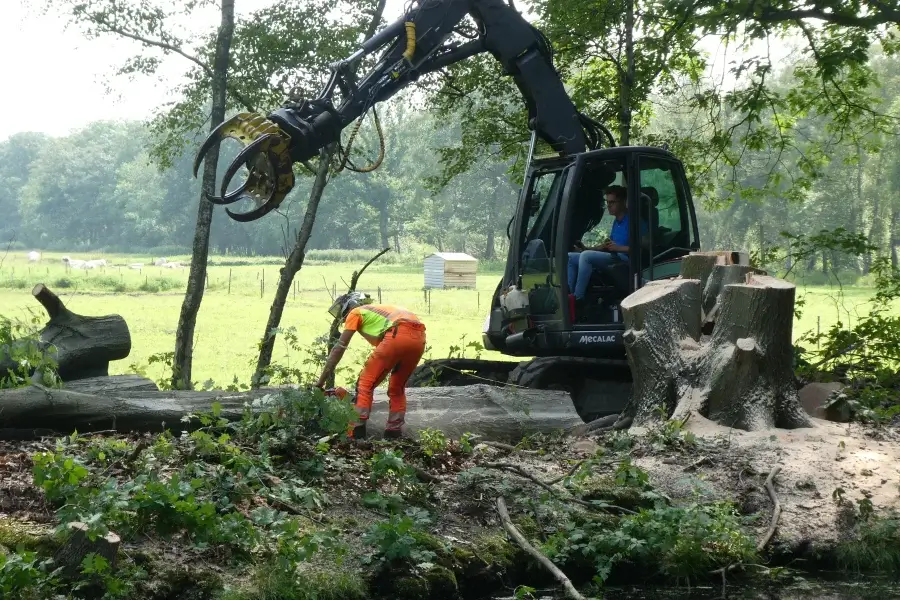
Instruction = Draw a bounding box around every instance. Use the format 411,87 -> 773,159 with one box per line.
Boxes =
0,262 -> 498,318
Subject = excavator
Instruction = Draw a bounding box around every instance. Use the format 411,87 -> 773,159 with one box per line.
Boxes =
193,0 -> 702,423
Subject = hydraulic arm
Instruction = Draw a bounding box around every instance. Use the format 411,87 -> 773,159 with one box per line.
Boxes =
194,0 -> 614,222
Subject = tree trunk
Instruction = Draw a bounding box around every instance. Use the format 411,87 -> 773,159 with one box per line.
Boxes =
171,0 -> 235,390
616,252 -> 812,432
252,145 -> 335,387
891,204 -> 899,270
378,203 -> 390,250
251,0 -> 386,387
0,284 -> 131,382
618,0 -> 635,146
485,186 -> 498,260
0,383 -> 581,442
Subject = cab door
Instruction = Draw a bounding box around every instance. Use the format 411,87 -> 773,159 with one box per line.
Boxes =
633,153 -> 701,284
557,150 -> 631,324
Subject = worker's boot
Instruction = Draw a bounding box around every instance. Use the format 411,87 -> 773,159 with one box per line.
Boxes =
383,429 -> 402,440
351,423 -> 367,440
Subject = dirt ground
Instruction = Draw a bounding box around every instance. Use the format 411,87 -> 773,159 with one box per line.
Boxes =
629,415 -> 900,554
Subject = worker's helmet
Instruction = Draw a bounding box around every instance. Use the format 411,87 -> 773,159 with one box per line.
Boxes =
328,291 -> 372,320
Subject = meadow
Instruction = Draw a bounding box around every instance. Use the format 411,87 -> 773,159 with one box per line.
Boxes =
0,250 -> 891,388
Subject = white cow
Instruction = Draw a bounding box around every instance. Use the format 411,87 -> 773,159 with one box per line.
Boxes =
152,257 -> 168,266
129,263 -> 144,270
162,261 -> 183,269
62,256 -> 87,269
27,251 -> 41,263
85,259 -> 107,268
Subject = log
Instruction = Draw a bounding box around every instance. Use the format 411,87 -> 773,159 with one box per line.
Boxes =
0,284 -> 131,382
618,254 -> 812,432
0,383 -> 582,441
52,522 -> 120,578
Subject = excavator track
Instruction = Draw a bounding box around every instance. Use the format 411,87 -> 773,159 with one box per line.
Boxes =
408,356 -> 632,422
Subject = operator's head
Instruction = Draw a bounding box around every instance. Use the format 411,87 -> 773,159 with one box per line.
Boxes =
328,291 -> 373,320
604,185 -> 627,217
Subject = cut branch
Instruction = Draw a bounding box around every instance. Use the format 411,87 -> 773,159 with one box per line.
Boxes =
757,465 -> 783,552
496,497 -> 589,600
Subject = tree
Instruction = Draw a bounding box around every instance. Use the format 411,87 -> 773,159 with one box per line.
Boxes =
251,0 -> 387,387
44,0 -> 246,387
0,132 -> 47,244
420,0 -> 707,188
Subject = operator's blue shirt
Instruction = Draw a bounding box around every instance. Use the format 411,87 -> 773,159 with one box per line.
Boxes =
610,214 -> 648,261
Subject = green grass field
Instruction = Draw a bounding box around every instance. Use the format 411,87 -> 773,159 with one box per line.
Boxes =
0,250 -> 891,388
0,251 -> 504,387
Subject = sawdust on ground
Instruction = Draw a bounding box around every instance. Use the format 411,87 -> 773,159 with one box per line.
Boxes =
629,415 -> 900,552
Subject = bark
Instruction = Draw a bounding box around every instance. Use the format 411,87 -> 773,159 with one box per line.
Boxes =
485,186 -> 498,260
53,522 -> 120,579
172,0 -> 235,390
891,204 -> 899,270
701,264 -> 764,333
0,383 -> 581,442
0,284 -> 131,382
252,145 -> 336,388
618,0 -> 635,145
617,253 -> 812,432
378,202 -> 390,250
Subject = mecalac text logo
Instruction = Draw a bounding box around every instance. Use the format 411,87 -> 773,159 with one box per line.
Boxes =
579,334 -> 616,343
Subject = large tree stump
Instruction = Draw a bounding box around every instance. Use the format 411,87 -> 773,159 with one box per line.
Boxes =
617,253 -> 812,432
0,284 -> 131,381
52,522 -> 120,578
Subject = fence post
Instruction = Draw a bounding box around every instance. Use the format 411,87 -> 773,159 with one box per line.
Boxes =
378,286 -> 382,303
260,278 -> 264,299
228,269 -> 232,295
477,291 -> 480,310
428,289 -> 431,314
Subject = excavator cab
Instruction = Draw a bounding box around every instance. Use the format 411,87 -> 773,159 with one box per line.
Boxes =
483,146 -> 701,362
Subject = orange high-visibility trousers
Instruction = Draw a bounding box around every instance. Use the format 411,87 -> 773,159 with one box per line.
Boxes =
353,321 -> 426,433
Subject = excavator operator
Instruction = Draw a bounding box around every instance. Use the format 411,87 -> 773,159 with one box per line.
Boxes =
315,292 -> 427,440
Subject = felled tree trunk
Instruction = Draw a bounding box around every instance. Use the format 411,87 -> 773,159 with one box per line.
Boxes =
616,253 -> 812,432
0,382 -> 581,442
0,284 -> 131,381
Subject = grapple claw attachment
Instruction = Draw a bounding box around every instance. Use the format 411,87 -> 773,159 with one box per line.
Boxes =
193,112 -> 296,222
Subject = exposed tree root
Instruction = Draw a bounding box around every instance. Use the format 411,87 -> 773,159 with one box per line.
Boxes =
496,497 -> 590,600
757,465 -> 783,552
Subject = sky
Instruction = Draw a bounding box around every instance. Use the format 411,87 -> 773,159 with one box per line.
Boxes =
0,0 -> 789,143
0,0 -> 409,142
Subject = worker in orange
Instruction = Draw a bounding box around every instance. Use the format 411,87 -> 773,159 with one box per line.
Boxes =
314,291 -> 427,440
